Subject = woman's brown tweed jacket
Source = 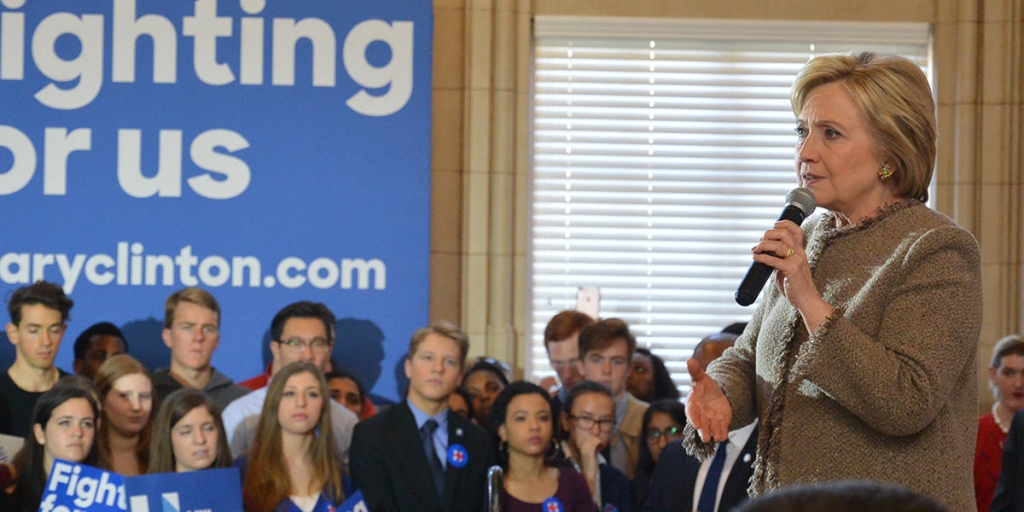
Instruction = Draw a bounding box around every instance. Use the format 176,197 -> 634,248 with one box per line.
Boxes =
687,200 -> 983,512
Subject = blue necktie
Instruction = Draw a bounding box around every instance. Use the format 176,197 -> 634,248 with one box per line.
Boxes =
697,441 -> 728,512
421,419 -> 445,501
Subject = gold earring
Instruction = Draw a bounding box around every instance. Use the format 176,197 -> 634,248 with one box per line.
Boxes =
878,164 -> 894,180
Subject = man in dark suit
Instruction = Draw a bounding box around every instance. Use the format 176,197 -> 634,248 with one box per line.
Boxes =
643,329 -> 757,512
992,409 -> 1024,512
351,321 -> 497,512
643,424 -> 757,512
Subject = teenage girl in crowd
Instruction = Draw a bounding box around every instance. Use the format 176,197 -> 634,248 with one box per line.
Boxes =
464,359 -> 510,426
559,381 -> 631,512
94,354 -> 153,476
1,384 -> 100,512
632,399 -> 686,509
241,361 -> 344,512
148,388 -> 232,473
325,370 -> 376,420
626,349 -> 681,403
489,381 -> 595,512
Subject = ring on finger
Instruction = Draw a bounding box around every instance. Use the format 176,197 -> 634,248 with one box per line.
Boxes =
783,246 -> 795,259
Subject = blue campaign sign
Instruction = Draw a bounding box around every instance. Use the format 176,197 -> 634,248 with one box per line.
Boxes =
337,490 -> 368,512
40,459 -> 127,512
124,467 -> 242,512
0,1 -> 432,402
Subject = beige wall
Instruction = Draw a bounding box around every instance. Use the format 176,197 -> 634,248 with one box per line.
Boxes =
431,0 -> 1024,407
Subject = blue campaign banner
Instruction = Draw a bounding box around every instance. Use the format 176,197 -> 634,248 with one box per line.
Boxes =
337,490 -> 367,512
124,467 -> 242,512
40,459 -> 127,512
0,1 -> 432,401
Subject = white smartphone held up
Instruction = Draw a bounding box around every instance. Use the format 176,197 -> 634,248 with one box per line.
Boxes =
575,287 -> 600,320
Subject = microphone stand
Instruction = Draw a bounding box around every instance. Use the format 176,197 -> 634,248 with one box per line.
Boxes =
487,465 -> 504,512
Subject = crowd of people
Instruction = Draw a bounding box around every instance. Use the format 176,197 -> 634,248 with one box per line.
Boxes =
0,51 -> 1020,512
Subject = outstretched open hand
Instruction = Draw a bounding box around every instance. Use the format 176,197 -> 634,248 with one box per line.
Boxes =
684,358 -> 733,443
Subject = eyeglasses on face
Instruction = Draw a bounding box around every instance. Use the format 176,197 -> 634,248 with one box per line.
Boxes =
645,425 -> 684,442
570,414 -> 615,432
277,337 -> 331,353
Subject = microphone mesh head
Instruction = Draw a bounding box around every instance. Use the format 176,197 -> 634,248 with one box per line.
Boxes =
786,187 -> 817,216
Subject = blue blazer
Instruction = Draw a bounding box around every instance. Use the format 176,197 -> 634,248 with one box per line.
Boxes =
643,426 -> 758,512
600,463 -> 632,512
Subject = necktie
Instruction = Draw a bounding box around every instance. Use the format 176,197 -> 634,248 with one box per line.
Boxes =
696,441 -> 728,512
421,419 -> 445,501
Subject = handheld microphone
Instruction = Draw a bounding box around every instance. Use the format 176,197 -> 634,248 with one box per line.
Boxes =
734,187 -> 817,306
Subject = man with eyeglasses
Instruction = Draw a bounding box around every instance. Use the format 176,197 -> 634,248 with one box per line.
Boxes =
220,301 -> 359,466
153,287 -> 249,410
541,310 -> 595,416
577,317 -> 649,480
643,328 -> 758,512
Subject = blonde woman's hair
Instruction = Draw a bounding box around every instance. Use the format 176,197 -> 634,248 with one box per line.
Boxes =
791,51 -> 936,202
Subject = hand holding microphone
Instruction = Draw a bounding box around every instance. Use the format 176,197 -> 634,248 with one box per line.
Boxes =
735,188 -> 816,306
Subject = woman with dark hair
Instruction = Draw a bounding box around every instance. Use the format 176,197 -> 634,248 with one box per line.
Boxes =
976,334 -> 1024,511
148,388 -> 232,473
94,354 -> 153,476
241,361 -> 344,512
3,384 -> 100,512
463,359 -> 510,426
632,399 -> 686,509
487,381 -> 594,512
325,370 -> 376,420
626,349 -> 680,403
559,381 -> 630,512
448,386 -> 475,420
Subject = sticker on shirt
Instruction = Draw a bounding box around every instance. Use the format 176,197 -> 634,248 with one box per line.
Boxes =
543,497 -> 564,512
447,444 -> 468,468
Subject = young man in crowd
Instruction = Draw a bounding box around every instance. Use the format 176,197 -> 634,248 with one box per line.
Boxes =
351,321 -> 496,512
1,281 -> 74,438
221,301 -> 358,465
542,309 -> 594,414
72,321 -> 128,380
152,287 -> 249,410
644,329 -> 758,512
578,317 -> 649,480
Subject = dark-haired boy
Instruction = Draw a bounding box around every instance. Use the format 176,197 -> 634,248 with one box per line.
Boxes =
72,321 -> 128,380
1,281 -> 74,437
221,301 -> 357,464
578,317 -> 649,480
